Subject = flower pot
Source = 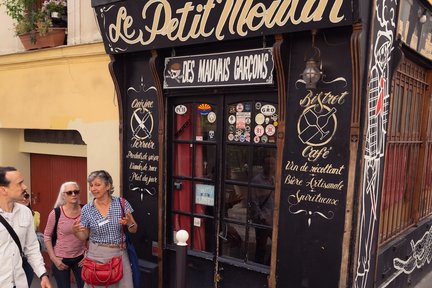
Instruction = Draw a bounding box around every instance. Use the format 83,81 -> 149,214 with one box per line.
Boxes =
19,28 -> 66,51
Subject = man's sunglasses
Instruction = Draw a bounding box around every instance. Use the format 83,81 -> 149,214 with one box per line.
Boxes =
23,192 -> 30,199
64,190 -> 80,196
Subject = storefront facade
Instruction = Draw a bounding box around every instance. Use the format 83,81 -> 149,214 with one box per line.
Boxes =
91,0 -> 432,287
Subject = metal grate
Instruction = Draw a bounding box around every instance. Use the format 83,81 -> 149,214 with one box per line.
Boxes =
379,58 -> 430,244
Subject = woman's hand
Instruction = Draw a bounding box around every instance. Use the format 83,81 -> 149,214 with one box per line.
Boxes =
119,209 -> 138,233
73,218 -> 89,240
52,256 -> 69,270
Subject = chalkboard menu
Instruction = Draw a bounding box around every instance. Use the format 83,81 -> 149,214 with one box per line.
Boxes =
121,54 -> 160,261
276,30 -> 352,287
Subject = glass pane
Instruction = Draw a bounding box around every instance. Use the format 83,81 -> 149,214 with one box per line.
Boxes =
196,103 -> 217,141
251,147 -> 276,181
193,218 -> 214,253
173,180 -> 192,213
225,145 -> 249,181
174,143 -> 192,177
174,104 -> 193,140
220,222 -> 245,259
223,184 -> 247,222
195,144 -> 216,179
249,226 -> 272,265
171,214 -> 191,245
226,102 -> 252,143
249,188 -> 274,226
253,101 -> 278,144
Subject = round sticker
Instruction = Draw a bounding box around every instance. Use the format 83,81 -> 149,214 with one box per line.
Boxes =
234,135 -> 240,142
271,113 -> 279,121
245,117 -> 251,125
228,115 -> 236,124
207,112 -> 216,123
240,135 -> 245,142
255,102 -> 262,110
175,105 -> 187,115
236,103 -> 244,112
261,135 -> 268,143
273,121 -> 279,127
255,113 -> 265,125
254,136 -> 261,143
254,125 -> 265,137
261,104 -> 276,116
265,124 -> 276,136
228,133 -> 234,141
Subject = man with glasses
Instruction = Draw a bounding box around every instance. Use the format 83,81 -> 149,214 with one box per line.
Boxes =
0,166 -> 51,288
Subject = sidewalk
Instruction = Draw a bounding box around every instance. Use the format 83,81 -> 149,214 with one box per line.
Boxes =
416,270 -> 432,288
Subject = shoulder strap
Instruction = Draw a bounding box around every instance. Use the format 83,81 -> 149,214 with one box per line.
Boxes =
52,207 -> 61,246
0,214 -> 24,257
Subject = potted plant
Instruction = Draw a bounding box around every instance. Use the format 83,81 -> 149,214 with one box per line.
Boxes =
1,0 -> 66,50
42,0 -> 67,27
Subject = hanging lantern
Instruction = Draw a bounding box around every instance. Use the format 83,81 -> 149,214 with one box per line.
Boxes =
301,29 -> 322,90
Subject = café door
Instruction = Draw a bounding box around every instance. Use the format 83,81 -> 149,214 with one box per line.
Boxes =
165,91 -> 278,288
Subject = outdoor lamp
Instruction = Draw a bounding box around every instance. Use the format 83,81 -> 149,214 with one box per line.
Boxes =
301,29 -> 322,90
301,58 -> 322,89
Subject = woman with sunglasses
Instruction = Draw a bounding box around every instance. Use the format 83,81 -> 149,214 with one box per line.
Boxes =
73,170 -> 138,287
44,181 -> 86,288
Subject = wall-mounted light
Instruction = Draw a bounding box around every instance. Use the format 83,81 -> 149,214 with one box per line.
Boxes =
420,10 -> 428,24
301,29 -> 322,90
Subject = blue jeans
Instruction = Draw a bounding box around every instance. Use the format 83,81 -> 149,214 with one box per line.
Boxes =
52,254 -> 85,288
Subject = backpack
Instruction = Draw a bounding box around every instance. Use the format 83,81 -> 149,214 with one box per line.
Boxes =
51,207 -> 61,247
51,204 -> 84,247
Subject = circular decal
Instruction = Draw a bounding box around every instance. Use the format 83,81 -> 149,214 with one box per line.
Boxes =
255,113 -> 265,125
254,136 -> 261,143
174,105 -> 187,115
254,125 -> 265,137
131,107 -> 154,140
271,113 -> 279,121
234,135 -> 240,142
228,115 -> 236,124
245,126 -> 251,132
273,121 -> 279,127
240,135 -> 245,142
261,135 -> 268,143
207,112 -> 216,123
236,103 -> 244,112
197,103 -> 212,115
265,124 -> 276,136
228,133 -> 234,141
255,102 -> 262,110
245,117 -> 251,125
261,104 -> 276,116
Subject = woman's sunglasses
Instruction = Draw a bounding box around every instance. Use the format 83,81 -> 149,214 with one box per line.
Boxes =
64,190 -> 80,196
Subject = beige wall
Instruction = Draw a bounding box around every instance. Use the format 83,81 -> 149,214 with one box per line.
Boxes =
0,43 -> 121,196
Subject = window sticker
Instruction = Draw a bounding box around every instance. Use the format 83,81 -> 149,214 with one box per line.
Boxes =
195,184 -> 215,206
207,111 -> 216,123
228,115 -> 236,124
255,113 -> 265,125
197,103 -> 212,115
254,125 -> 265,137
175,105 -> 188,115
261,104 -> 276,116
236,103 -> 244,112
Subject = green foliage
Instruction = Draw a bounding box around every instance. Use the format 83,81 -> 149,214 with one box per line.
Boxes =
1,0 -> 53,42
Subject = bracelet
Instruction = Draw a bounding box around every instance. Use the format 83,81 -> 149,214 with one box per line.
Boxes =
40,272 -> 49,279
128,223 -> 136,229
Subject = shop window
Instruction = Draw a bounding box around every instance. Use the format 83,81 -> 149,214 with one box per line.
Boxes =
379,58 -> 431,244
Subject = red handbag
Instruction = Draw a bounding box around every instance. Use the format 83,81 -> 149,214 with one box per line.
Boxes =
81,255 -> 123,287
